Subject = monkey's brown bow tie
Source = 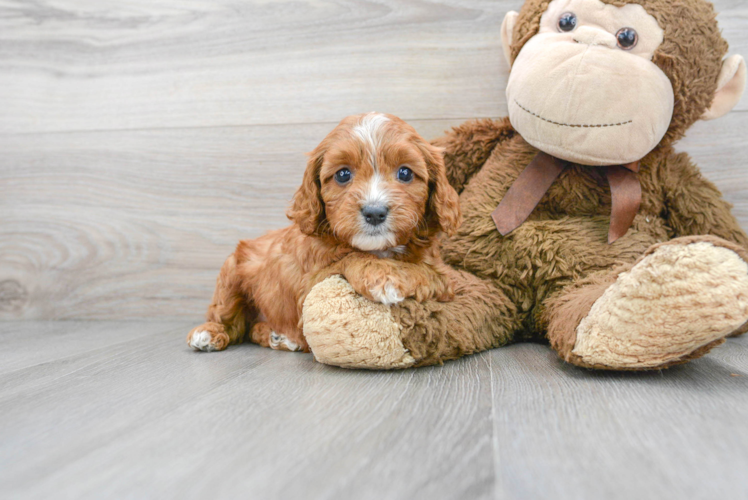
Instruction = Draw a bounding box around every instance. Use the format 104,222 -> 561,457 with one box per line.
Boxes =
491,152 -> 641,244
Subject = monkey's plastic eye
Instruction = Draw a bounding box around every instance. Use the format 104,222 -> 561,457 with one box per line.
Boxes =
397,166 -> 413,183
558,12 -> 577,32
616,28 -> 638,50
335,167 -> 352,185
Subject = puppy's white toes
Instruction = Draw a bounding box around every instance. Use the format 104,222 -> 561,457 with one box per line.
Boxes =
269,332 -> 301,352
189,330 -> 216,352
369,282 -> 404,306
383,283 -> 404,305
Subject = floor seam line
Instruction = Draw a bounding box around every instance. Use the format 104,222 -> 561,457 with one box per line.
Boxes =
488,353 -> 503,500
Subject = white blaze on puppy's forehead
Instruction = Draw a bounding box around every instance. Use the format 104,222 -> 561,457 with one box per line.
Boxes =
353,112 -> 390,169
355,115 -> 392,208
349,113 -> 398,252
363,172 -> 390,207
353,112 -> 390,149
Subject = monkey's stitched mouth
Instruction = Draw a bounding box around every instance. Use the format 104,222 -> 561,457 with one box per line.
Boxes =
515,100 -> 633,128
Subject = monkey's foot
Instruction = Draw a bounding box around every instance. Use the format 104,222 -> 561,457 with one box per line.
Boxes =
302,275 -> 415,369
572,238 -> 748,369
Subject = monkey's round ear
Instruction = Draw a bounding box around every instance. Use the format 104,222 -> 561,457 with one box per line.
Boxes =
501,11 -> 519,67
702,55 -> 746,121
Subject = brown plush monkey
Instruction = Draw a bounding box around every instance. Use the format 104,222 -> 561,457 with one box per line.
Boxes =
301,0 -> 748,370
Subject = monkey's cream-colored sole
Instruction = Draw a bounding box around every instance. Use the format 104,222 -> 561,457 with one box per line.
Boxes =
573,241 -> 748,369
303,275 -> 415,369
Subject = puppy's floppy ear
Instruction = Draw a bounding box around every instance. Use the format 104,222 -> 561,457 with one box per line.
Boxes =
419,141 -> 461,235
287,144 -> 327,235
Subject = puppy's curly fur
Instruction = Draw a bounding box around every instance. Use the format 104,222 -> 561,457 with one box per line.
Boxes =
187,113 -> 461,352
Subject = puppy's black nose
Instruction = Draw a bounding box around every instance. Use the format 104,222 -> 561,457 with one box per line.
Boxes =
362,205 -> 388,226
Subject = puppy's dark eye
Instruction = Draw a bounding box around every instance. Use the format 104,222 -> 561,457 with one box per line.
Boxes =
558,12 -> 577,32
397,166 -> 414,183
616,28 -> 638,49
334,167 -> 352,185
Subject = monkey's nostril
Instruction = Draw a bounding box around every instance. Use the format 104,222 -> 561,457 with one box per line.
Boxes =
361,205 -> 388,226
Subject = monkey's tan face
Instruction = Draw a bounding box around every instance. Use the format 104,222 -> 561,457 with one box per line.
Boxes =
506,0 -> 674,166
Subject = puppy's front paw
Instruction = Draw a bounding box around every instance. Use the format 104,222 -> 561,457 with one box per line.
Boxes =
368,279 -> 405,306
424,281 -> 455,303
187,323 -> 229,352
433,274 -> 455,302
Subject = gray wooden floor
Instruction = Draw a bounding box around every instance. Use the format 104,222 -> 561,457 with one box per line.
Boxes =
2,321 -> 747,500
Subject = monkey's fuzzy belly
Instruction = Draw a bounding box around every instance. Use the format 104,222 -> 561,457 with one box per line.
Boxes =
441,213 -> 670,292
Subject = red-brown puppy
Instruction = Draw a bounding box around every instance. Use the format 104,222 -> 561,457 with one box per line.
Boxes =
187,112 -> 461,353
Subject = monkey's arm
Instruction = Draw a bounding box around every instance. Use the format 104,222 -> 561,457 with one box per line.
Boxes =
431,117 -> 516,194
662,151 -> 748,249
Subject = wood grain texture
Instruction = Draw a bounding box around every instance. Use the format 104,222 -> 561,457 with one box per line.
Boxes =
489,340 -> 748,499
0,0 -> 746,319
0,0 -> 510,134
2,320 -> 748,499
0,321 -> 494,500
0,319 -> 186,375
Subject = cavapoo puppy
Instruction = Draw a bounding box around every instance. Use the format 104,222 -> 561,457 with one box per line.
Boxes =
187,112 -> 461,353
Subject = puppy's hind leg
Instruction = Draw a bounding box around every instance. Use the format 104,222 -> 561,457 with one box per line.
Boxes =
188,253 -> 249,352
249,322 -> 304,352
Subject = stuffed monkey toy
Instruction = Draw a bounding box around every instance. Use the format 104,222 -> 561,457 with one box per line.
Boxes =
301,0 -> 748,370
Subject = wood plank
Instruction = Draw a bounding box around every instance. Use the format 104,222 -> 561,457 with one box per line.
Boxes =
718,0 -> 748,97
1,0 -> 744,135
2,321 -> 747,499
678,110 -> 748,224
0,321 -> 495,500
707,336 -> 748,375
0,320 -> 191,375
489,334 -> 748,499
0,0 -> 511,134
